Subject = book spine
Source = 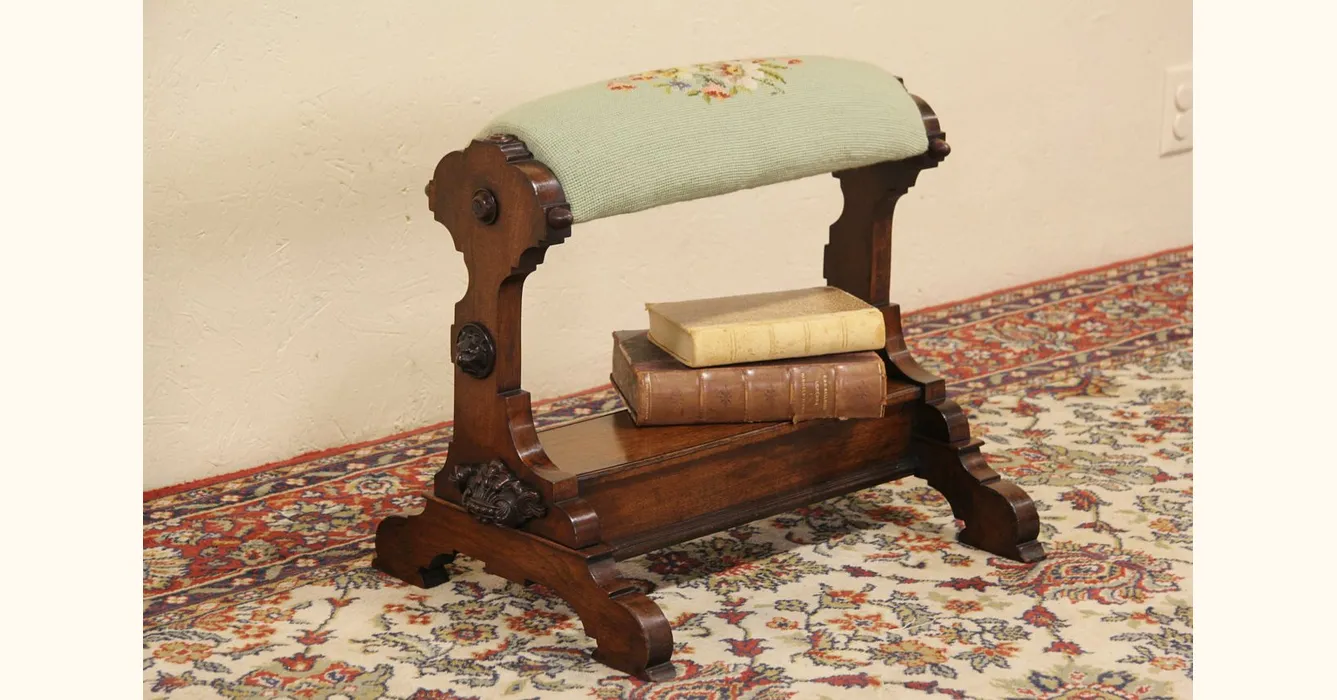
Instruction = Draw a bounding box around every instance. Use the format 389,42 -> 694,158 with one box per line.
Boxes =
611,338 -> 647,419
625,356 -> 886,426
690,309 -> 886,366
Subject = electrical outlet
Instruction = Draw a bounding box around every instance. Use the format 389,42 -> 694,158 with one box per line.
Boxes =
1160,65 -> 1192,156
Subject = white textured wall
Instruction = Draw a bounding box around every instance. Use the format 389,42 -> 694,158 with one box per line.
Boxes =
144,0 -> 1192,490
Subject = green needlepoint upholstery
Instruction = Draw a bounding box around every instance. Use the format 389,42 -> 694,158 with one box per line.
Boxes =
478,56 -> 930,224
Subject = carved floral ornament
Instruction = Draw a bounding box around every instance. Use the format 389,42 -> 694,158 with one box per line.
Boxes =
449,460 -> 546,528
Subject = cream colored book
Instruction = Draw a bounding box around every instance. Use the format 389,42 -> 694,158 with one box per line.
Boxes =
645,286 -> 886,368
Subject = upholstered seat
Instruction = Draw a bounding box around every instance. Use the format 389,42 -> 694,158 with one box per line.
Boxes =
480,56 -> 929,223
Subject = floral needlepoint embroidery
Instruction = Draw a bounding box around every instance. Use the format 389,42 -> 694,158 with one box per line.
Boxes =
606,57 -> 803,102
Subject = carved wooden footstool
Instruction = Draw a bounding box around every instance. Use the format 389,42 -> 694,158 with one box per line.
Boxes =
373,56 -> 1044,681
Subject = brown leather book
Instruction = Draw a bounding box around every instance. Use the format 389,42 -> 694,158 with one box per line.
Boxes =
611,330 -> 887,426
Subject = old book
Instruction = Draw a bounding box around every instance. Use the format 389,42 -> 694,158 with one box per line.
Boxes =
644,286 -> 886,368
611,330 -> 887,425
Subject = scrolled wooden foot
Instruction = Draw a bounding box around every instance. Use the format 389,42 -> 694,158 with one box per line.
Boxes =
577,559 -> 676,682
372,494 -> 675,680
372,515 -> 460,588
420,553 -> 459,588
913,401 -> 1045,563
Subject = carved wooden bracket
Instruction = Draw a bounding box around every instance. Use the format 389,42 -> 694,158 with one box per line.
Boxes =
450,459 -> 547,527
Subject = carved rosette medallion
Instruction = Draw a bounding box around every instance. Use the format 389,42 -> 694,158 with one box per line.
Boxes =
455,322 -> 496,379
449,460 -> 547,527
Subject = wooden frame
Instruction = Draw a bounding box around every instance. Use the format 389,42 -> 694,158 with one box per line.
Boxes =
372,94 -> 1044,681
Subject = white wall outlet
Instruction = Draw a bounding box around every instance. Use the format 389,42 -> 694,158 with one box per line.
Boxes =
1160,64 -> 1192,156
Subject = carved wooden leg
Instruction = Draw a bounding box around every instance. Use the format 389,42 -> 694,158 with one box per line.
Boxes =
913,401 -> 1045,563
373,516 -> 460,588
373,494 -> 675,681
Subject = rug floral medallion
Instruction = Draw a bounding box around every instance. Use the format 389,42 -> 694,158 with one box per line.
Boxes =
144,250 -> 1193,699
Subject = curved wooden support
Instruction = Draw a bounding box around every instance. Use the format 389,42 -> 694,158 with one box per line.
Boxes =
423,134 -> 600,549
913,400 -> 1045,563
827,95 -> 1042,563
825,95 -> 951,400
373,495 -> 674,681
826,140 -> 946,401
883,303 -> 948,403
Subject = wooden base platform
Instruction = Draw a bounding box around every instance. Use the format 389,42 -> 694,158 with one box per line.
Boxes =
374,381 -> 1042,680
540,381 -> 923,559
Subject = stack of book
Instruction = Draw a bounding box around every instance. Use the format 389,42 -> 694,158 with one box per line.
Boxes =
611,286 -> 890,426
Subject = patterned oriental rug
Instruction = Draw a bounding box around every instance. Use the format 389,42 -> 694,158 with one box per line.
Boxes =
144,248 -> 1193,700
